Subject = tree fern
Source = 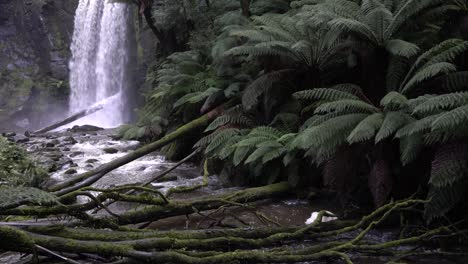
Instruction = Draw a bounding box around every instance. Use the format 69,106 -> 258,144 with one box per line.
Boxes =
314,99 -> 379,114
347,113 -> 384,144
380,91 -> 408,111
412,92 -> 468,116
375,111 -> 412,143
399,134 -> 424,165
293,88 -> 359,101
431,104 -> 468,132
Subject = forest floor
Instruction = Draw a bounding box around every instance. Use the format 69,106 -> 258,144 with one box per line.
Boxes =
1,128 -> 467,263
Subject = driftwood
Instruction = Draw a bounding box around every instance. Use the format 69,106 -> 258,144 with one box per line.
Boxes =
34,105 -> 104,134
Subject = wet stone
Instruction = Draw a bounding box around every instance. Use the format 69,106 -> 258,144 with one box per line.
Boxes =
65,168 -> 77,175
46,139 -> 60,147
68,125 -> 104,133
12,135 -> 29,143
103,147 -> 118,154
85,159 -> 99,164
70,151 -> 84,157
63,136 -> 78,145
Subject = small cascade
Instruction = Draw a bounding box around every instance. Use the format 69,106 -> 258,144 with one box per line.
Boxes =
69,0 -> 135,128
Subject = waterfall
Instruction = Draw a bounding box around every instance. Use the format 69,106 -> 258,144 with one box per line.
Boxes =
69,0 -> 135,128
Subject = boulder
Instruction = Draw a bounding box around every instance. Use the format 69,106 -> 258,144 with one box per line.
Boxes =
68,125 -> 104,133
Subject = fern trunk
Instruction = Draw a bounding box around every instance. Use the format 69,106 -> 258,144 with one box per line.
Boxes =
360,47 -> 389,104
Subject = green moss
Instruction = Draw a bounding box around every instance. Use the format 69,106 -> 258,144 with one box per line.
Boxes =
0,136 -> 48,187
0,226 -> 34,251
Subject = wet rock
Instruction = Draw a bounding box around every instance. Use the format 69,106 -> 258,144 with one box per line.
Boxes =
3,132 -> 16,137
62,147 -> 70,152
137,166 -> 147,171
68,125 -> 104,133
64,168 -> 77,175
70,163 -> 78,168
12,135 -> 29,143
85,159 -> 99,164
63,136 -> 77,144
46,139 -> 60,147
103,147 -> 118,154
69,151 -> 84,157
48,164 -> 58,173
42,147 -> 59,152
45,152 -> 63,161
158,174 -> 178,182
85,164 -> 93,169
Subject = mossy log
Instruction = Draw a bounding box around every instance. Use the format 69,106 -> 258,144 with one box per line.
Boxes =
2,182 -> 292,227
0,199 -> 458,264
48,101 -> 233,196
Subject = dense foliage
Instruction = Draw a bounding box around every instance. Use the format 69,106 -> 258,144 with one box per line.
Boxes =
124,0 -> 468,221
0,136 -> 47,187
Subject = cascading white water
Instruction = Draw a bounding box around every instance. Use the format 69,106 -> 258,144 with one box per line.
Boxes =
69,0 -> 135,128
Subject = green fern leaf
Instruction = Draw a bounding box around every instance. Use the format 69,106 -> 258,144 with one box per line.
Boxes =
293,88 -> 359,101
233,146 -> 253,166
399,134 -> 424,165
431,105 -> 468,132
375,111 -> 412,143
412,92 -> 468,116
380,91 -> 408,111
0,187 -> 58,210
315,99 -> 379,114
347,113 -> 384,144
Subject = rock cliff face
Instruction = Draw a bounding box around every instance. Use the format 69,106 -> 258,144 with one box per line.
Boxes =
0,0 -> 78,131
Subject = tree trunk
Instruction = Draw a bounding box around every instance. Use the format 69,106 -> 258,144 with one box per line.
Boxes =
240,0 -> 251,17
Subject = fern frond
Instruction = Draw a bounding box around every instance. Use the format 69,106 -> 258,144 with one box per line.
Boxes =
205,129 -> 241,155
375,111 -> 412,143
431,105 -> 468,132
0,187 -> 58,210
293,88 -> 359,101
293,113 -> 368,150
380,91 -> 408,111
429,143 -> 468,188
412,92 -> 468,116
315,99 -> 379,114
399,134 -> 424,165
347,113 -> 384,144
425,180 -> 466,221
400,62 -> 457,94
385,39 -> 419,58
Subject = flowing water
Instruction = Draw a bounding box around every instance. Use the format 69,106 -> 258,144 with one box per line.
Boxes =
69,0 -> 135,128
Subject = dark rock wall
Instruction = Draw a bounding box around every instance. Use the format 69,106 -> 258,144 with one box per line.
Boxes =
0,0 -> 78,131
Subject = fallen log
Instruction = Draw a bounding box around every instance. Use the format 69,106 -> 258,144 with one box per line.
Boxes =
48,100 -> 234,196
34,104 -> 104,134
0,199 -> 456,264
3,182 -> 292,227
